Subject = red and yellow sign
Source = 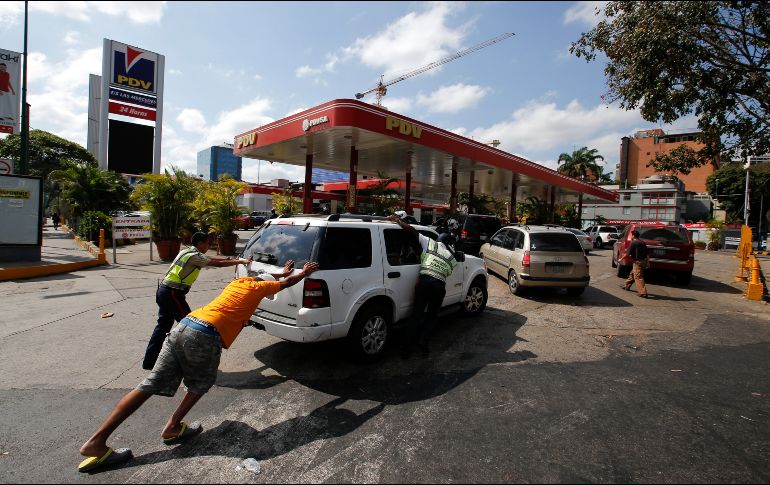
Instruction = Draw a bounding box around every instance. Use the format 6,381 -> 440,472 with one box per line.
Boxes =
109,101 -> 156,121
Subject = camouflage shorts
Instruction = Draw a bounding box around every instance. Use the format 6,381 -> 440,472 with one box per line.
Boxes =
137,321 -> 222,397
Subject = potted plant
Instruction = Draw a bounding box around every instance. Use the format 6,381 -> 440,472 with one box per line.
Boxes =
130,167 -> 198,261
207,177 -> 249,256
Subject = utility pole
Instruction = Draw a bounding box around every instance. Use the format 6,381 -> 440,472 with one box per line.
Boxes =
19,0 -> 29,174
743,169 -> 750,225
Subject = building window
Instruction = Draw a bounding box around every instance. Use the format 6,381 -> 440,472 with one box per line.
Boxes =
622,207 -> 631,215
622,193 -> 631,201
642,192 -> 676,206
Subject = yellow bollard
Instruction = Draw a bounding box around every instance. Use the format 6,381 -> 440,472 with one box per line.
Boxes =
746,257 -> 764,301
98,229 -> 107,263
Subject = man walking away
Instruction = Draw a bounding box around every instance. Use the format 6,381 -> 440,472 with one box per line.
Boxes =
78,260 -> 319,473
51,212 -> 60,231
623,229 -> 649,298
388,214 -> 458,356
142,232 -> 252,370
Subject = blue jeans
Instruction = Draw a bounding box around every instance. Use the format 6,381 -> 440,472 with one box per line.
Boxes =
142,284 -> 191,370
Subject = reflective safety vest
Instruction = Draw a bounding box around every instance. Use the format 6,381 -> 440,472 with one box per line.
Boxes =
420,239 -> 458,283
162,248 -> 205,289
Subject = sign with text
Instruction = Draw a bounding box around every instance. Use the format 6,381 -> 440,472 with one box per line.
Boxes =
0,175 -> 42,245
113,217 -> 151,227
116,229 -> 152,239
0,158 -> 12,175
110,41 -> 159,95
109,87 -> 157,108
112,213 -> 153,262
109,101 -> 157,121
0,48 -> 21,135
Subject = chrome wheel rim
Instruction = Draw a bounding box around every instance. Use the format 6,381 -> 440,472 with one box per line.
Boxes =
361,316 -> 387,355
509,271 -> 518,293
465,286 -> 484,312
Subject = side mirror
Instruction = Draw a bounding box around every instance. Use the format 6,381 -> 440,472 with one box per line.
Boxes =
455,251 -> 466,262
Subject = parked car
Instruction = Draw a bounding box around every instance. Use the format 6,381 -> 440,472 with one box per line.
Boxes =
585,225 -> 619,248
235,213 -> 252,230
480,224 -> 590,296
446,214 -> 503,256
563,227 -> 593,253
235,213 -> 488,361
612,223 -> 694,285
249,211 -> 270,227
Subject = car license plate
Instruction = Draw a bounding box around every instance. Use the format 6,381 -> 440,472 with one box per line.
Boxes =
546,263 -> 569,274
654,249 -> 666,256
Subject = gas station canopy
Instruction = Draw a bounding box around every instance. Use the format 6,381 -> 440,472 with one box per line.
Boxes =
233,99 -> 617,213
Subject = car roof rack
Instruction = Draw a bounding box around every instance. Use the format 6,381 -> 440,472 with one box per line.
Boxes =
326,213 -> 389,222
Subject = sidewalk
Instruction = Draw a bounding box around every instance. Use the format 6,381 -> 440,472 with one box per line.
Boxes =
0,222 -> 254,281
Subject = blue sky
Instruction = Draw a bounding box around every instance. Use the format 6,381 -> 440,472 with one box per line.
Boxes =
0,1 -> 698,183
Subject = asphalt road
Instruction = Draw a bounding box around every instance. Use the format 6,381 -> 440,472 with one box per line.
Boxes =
0,237 -> 768,483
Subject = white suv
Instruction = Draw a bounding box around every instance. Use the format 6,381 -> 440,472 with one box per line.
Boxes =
585,225 -> 620,248
235,214 -> 489,361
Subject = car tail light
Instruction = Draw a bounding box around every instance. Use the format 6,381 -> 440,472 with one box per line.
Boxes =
689,244 -> 695,258
460,229 -> 468,240
522,250 -> 531,268
587,236 -> 592,242
303,278 -> 330,308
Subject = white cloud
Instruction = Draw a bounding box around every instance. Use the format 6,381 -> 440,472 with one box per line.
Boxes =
563,1 -> 606,26
177,109 -> 207,133
284,107 -> 307,117
24,1 -> 167,24
168,68 -> 183,75
241,161 -> 305,185
344,2 -> 467,79
381,97 -> 413,114
416,83 -> 489,113
295,65 -> 321,78
0,2 -> 23,27
467,98 -> 640,156
253,74 -> 263,81
63,31 -> 80,45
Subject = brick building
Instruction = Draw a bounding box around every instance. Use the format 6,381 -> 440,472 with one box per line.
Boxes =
618,129 -> 717,193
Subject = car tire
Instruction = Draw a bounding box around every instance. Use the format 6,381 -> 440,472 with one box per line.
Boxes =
566,286 -> 585,297
461,276 -> 488,316
596,237 -> 603,248
674,271 -> 692,285
347,304 -> 390,362
508,269 -> 524,295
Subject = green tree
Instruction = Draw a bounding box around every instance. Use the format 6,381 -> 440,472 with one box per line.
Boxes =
706,163 -> 770,225
649,145 -> 710,177
457,192 -> 495,215
571,1 -> 770,164
206,176 -> 249,237
557,147 -> 605,181
0,130 -> 99,209
49,161 -> 131,222
271,187 -> 301,216
366,171 -> 401,215
518,196 -> 551,224
131,167 -> 198,240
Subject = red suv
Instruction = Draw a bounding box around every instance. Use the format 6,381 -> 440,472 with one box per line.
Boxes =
612,223 -> 695,285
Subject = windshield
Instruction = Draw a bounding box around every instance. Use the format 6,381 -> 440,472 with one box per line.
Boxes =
242,222 -> 320,266
529,233 -> 583,252
565,228 -> 587,237
639,227 -> 690,243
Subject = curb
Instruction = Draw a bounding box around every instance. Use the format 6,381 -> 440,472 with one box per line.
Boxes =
0,259 -> 106,282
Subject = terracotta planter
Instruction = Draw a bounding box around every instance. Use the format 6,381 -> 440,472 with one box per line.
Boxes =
155,238 -> 182,261
217,233 -> 238,256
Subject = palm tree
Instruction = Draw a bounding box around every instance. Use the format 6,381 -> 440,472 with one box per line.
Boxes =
557,147 -> 605,182
49,160 -> 131,221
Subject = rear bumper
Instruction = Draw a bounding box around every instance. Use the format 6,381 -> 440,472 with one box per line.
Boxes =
519,274 -> 590,287
648,258 -> 694,272
252,308 -> 333,343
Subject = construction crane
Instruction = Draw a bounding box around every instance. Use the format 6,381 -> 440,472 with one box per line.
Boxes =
355,32 -> 515,107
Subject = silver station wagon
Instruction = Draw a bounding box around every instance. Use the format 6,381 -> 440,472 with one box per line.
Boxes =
479,225 -> 590,296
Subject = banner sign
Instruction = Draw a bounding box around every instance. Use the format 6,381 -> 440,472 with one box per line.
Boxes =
109,101 -> 157,121
109,87 -> 157,108
113,217 -> 151,227
110,41 -> 159,95
0,48 -> 21,135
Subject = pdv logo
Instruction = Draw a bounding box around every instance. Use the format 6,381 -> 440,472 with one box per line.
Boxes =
112,45 -> 156,94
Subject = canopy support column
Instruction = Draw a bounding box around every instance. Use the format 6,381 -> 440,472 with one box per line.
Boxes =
303,153 -> 313,214
346,146 -> 358,213
509,174 -> 518,222
405,170 -> 412,215
578,193 -> 583,229
449,162 -> 458,213
468,170 -> 475,213
549,186 -> 556,223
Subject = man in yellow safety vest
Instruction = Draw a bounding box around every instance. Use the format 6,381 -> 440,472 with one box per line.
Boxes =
142,232 -> 252,370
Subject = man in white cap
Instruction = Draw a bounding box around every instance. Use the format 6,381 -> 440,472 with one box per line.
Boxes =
77,259 -> 319,473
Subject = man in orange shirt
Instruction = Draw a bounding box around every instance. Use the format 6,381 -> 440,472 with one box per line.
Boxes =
77,259 -> 319,473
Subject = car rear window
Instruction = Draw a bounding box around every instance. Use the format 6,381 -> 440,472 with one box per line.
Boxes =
600,226 -> 618,233
317,227 -> 372,270
242,223 -> 320,266
639,227 -> 689,243
529,233 -> 583,252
